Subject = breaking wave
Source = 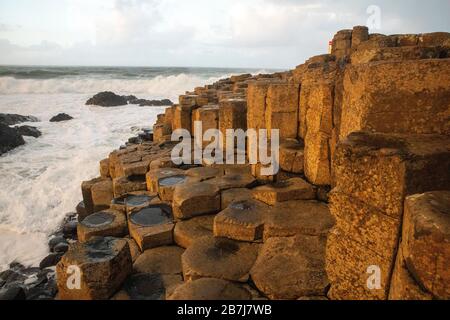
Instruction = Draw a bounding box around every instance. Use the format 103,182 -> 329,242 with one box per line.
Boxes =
0,74 -> 224,99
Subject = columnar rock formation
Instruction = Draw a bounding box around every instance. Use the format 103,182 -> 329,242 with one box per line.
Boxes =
53,26 -> 449,300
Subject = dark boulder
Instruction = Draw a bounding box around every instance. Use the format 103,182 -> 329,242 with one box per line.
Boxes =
0,269 -> 27,285
75,201 -> 86,219
49,113 -> 73,122
48,235 -> 67,252
0,123 -> 25,156
128,136 -> 142,144
159,99 -> 174,106
39,253 -> 64,269
0,113 -> 38,126
25,269 -> 57,300
62,220 -> 78,239
138,132 -> 153,142
9,262 -> 26,271
20,267 -> 41,277
15,125 -> 42,138
86,91 -> 128,107
54,242 -> 69,254
0,286 -> 26,300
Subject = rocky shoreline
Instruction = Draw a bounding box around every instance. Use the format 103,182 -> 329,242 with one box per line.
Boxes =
0,92 -> 172,156
1,26 -> 449,300
0,114 -> 40,155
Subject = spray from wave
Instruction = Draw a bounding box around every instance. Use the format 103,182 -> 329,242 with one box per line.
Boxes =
0,66 -> 272,98
0,74 -> 222,99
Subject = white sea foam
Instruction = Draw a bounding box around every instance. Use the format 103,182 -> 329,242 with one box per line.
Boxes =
0,74 -> 225,99
0,93 -> 167,271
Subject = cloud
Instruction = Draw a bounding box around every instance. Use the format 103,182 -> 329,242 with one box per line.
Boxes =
0,23 -> 22,32
94,0 -> 162,45
0,0 -> 449,68
0,24 -> 10,32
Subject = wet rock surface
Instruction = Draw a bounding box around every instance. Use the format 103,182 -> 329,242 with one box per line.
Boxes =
128,204 -> 175,251
49,113 -> 73,122
0,262 -> 58,301
86,91 -> 128,107
77,209 -> 127,242
15,125 -> 42,138
0,113 -> 39,126
0,123 -> 25,155
86,91 -> 173,107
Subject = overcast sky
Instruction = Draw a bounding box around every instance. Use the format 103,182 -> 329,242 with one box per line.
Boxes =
0,0 -> 448,69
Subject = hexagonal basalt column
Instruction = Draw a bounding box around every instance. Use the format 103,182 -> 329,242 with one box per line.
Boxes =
185,166 -> 223,181
250,235 -> 329,300
127,193 -> 160,214
90,178 -> 114,213
191,105 -> 220,144
174,215 -> 215,248
121,160 -> 151,177
56,237 -> 132,300
113,175 -> 147,198
81,177 -> 105,216
133,246 -> 184,275
173,105 -> 194,134
279,139 -> 305,174
112,273 -> 183,300
208,173 -> 257,191
401,191 -> 450,299
168,278 -> 251,300
172,182 -> 221,220
181,237 -> 260,282
111,191 -> 159,213
77,209 -> 127,242
221,188 -> 253,210
214,200 -> 272,242
146,168 -> 185,193
158,175 -> 188,202
252,178 -> 316,205
265,82 -> 300,140
264,200 -> 335,240
128,204 -> 175,251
